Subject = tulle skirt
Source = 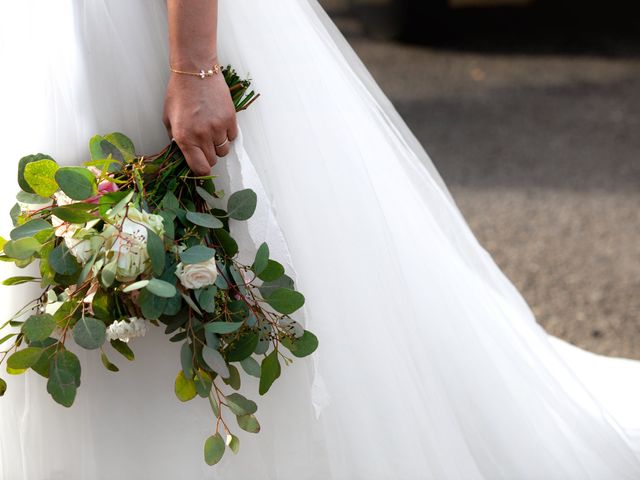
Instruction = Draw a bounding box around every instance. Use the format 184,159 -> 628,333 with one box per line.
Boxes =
1,1 -> 640,479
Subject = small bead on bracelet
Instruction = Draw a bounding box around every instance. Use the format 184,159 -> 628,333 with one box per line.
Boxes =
169,64 -> 221,79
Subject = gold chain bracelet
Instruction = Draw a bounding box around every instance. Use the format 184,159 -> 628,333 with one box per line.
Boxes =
169,64 -> 221,79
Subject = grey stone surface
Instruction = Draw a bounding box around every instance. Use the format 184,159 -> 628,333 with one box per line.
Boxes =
325,7 -> 640,358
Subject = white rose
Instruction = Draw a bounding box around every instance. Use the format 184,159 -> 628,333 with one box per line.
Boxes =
103,207 -> 165,281
64,227 -> 101,264
175,257 -> 218,290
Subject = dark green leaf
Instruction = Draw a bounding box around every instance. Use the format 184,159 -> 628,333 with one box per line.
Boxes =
264,288 -> 305,315
180,342 -> 194,378
180,245 -> 215,265
138,289 -> 167,320
104,132 -> 136,162
204,433 -> 225,466
213,229 -> 238,257
100,351 -> 119,372
72,317 -> 106,350
0,378 -> 6,396
251,242 -> 269,275
236,414 -> 260,433
225,332 -> 259,362
7,347 -> 42,369
281,330 -> 319,358
51,206 -> 97,224
204,321 -> 243,335
227,189 -> 257,220
110,339 -> 135,361
258,260 -> 285,282
259,349 -> 281,395
225,392 -> 257,416
146,228 -> 165,276
54,167 -> 97,200
222,364 -> 241,390
48,243 -> 80,275
22,314 -> 56,342
47,366 -> 76,407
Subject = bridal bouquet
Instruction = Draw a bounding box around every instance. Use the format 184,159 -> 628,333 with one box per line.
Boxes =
0,68 -> 318,466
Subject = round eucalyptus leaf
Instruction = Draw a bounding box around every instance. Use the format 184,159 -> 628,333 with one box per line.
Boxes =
10,219 -> 52,240
18,154 -> 54,193
7,347 -> 43,370
227,189 -> 257,220
146,228 -> 165,276
257,260 -> 285,282
281,330 -> 319,358
236,414 -> 261,434
175,370 -> 197,402
54,167 -> 98,200
72,317 -> 106,350
52,350 -> 82,387
22,314 -> 56,342
48,243 -> 80,275
24,159 -> 60,197
264,288 -> 305,315
4,237 -> 41,260
225,332 -> 259,362
51,206 -> 97,224
204,433 -> 225,466
0,378 -> 6,396
47,366 -> 77,408
180,245 -> 215,265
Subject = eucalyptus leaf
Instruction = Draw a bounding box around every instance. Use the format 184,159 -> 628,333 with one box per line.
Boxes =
10,219 -> 52,240
110,339 -> 135,361
100,352 -> 119,372
175,370 -> 197,402
227,434 -> 240,454
72,317 -> 106,350
4,237 -> 41,260
2,276 -> 38,286
55,167 -> 97,200
22,314 -> 56,342
180,342 -> 194,378
225,332 -> 259,362
264,288 -> 305,315
145,278 -> 177,298
281,330 -> 319,358
236,414 -> 260,434
227,189 -> 257,220
24,159 -> 59,197
202,346 -> 230,379
257,260 -> 285,282
146,228 -> 165,276
213,229 -> 238,257
180,245 -> 215,265
251,242 -> 269,275
7,347 -> 43,370
0,378 -> 6,396
122,280 -> 149,292
51,206 -> 97,224
186,212 -> 223,229
195,369 -> 213,398
222,364 -> 241,390
259,349 -> 281,395
197,286 -> 217,313
47,365 -> 76,407
225,392 -> 257,416
240,357 -> 261,378
49,243 -> 80,275
18,154 -> 54,193
204,433 -> 225,466
204,321 -> 243,335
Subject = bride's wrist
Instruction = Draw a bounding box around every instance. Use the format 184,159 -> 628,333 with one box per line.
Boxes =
169,51 -> 219,72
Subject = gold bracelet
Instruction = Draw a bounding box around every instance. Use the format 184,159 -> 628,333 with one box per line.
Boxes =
169,63 -> 221,79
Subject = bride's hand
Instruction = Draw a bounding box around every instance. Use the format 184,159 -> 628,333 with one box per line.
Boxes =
163,71 -> 238,176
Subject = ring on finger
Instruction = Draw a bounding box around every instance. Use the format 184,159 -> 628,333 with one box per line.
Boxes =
215,138 -> 229,149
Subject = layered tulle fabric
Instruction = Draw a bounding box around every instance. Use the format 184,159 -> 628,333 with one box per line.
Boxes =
1,1 -> 640,479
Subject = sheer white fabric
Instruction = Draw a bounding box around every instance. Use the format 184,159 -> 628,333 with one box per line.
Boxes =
1,1 -> 640,479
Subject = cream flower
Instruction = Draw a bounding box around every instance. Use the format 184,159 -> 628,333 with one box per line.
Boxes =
175,257 -> 218,290
106,317 -> 147,343
64,227 -> 102,264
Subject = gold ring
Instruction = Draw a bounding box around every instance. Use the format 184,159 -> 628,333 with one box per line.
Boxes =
215,138 -> 229,149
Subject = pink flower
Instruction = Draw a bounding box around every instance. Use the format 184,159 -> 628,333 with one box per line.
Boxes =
86,167 -> 119,204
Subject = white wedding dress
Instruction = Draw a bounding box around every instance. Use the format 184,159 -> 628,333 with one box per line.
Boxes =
1,1 -> 640,479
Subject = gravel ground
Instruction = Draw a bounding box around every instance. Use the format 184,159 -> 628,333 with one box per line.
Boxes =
325,6 -> 640,358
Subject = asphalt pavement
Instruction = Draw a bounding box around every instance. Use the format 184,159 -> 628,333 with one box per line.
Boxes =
326,5 -> 640,358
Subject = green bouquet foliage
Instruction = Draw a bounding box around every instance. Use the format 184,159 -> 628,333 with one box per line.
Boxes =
0,67 -> 318,465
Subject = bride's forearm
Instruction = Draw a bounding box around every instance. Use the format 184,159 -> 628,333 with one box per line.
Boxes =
167,0 -> 219,69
